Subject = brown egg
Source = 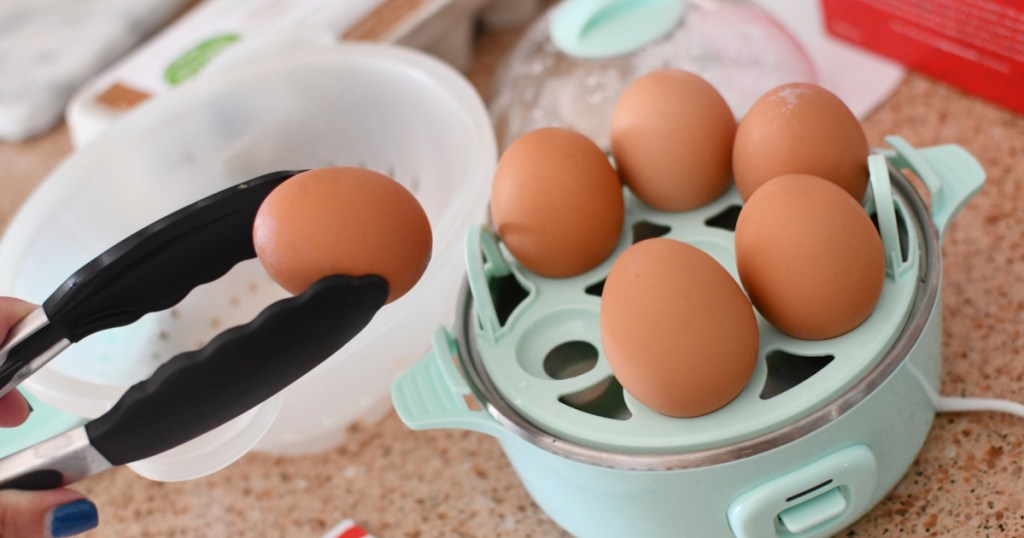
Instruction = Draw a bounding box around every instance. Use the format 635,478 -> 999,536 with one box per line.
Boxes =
253,167 -> 432,303
610,69 -> 736,211
733,82 -> 869,202
735,174 -> 884,340
490,127 -> 624,278
600,238 -> 759,418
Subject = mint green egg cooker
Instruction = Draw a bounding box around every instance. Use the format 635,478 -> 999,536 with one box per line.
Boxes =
392,136 -> 984,538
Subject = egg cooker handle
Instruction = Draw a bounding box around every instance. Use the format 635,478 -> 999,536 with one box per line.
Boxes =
549,0 -> 686,59
882,136 -> 985,238
392,327 -> 505,438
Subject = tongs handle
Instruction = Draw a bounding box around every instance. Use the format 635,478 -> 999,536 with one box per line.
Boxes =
0,274 -> 389,489
43,169 -> 300,343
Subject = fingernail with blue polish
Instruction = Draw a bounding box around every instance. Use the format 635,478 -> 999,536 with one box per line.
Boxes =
48,499 -> 98,537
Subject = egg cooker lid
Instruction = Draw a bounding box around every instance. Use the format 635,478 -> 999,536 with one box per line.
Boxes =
455,144 -> 940,460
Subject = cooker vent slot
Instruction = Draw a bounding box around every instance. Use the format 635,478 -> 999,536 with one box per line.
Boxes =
632,220 -> 671,243
489,272 -> 530,326
704,204 -> 743,232
760,350 -> 834,400
544,341 -> 598,380
785,479 -> 834,503
559,376 -> 632,420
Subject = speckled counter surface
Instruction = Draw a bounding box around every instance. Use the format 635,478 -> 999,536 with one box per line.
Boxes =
3,12 -> 1024,538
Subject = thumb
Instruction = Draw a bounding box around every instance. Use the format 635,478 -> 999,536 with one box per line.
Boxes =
0,297 -> 36,336
0,489 -> 97,538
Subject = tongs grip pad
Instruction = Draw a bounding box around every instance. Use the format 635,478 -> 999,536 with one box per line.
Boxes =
42,170 -> 300,343
85,274 -> 389,466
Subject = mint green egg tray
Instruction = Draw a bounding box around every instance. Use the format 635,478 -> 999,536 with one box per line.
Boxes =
464,144 -> 920,454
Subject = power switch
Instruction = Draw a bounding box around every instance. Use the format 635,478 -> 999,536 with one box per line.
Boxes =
778,487 -> 848,534
727,445 -> 878,538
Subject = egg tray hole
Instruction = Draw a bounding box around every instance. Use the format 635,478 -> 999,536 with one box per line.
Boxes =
558,376 -> 633,421
632,219 -> 672,243
585,279 -> 605,297
544,340 -> 599,379
704,204 -> 743,232
542,342 -> 835,421
489,271 -> 531,326
539,339 -> 629,421
759,350 -> 835,400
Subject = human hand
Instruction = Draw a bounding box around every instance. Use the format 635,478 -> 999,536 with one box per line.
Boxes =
0,298 -> 98,538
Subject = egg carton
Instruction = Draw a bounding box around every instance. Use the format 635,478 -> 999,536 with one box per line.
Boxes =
0,0 -> 194,141
65,0 -> 541,147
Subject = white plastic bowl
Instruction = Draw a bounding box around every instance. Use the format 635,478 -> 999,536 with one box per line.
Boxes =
0,37 -> 496,481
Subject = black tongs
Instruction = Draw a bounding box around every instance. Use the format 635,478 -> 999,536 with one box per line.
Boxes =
0,170 -> 390,490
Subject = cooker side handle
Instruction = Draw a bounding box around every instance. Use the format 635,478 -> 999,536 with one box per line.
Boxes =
392,326 -> 506,438
882,136 -> 985,239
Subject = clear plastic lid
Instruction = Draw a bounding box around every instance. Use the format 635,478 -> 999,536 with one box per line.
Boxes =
490,0 -> 816,150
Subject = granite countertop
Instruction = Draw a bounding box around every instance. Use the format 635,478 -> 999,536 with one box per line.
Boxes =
3,10 -> 1024,538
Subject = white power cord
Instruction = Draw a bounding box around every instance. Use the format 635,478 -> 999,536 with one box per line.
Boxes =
909,364 -> 1024,418
934,396 -> 1024,418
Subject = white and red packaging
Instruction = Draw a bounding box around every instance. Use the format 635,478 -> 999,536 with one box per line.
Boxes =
821,0 -> 1024,115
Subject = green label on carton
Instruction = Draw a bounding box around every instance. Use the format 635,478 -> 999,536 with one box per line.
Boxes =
164,34 -> 242,86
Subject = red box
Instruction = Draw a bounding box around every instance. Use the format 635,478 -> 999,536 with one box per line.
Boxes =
821,0 -> 1024,115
